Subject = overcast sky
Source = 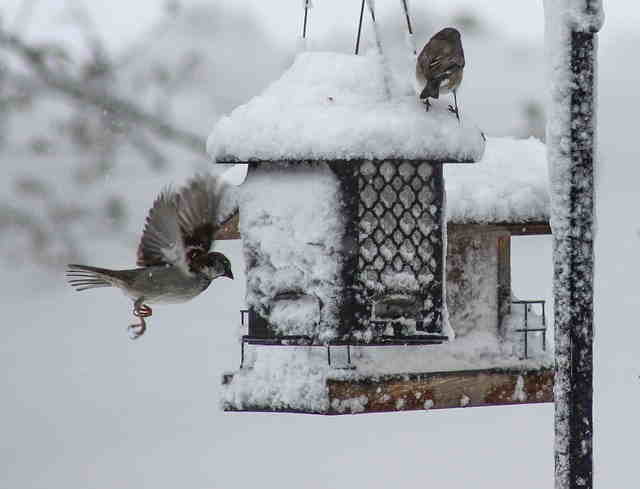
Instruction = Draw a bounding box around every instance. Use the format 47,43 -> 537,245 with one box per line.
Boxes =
2,0 -> 634,50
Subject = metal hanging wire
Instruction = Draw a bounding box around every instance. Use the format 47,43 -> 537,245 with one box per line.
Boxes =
302,0 -> 312,40
356,1 -> 417,55
354,0 -> 366,54
400,0 -> 417,55
364,0 -> 384,56
352,1 -> 419,99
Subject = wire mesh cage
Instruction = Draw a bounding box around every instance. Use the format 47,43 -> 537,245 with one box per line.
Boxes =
354,160 -> 444,335
243,159 -> 447,346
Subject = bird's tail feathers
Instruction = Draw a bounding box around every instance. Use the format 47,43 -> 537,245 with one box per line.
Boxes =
66,264 -> 117,292
420,78 -> 440,100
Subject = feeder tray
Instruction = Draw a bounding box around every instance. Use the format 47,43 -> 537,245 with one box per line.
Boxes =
221,367 -> 554,415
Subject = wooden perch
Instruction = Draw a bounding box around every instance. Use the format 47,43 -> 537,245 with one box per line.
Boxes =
448,221 -> 552,236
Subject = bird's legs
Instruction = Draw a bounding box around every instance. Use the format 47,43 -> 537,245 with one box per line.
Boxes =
128,299 -> 152,339
135,304 -> 153,318
448,90 -> 461,122
423,98 -> 431,112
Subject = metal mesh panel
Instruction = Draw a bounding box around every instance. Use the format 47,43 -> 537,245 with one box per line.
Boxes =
356,160 -> 444,332
244,159 -> 446,344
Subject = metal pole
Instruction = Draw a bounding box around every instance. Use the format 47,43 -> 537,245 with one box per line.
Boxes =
542,301 -> 547,352
557,29 -> 595,488
524,304 -> 529,359
551,2 -> 602,487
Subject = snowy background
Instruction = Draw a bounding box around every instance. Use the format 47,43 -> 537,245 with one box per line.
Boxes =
0,1 -> 638,488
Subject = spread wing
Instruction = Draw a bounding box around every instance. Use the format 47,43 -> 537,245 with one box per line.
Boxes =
175,174 -> 224,263
136,188 -> 190,273
137,175 -> 225,272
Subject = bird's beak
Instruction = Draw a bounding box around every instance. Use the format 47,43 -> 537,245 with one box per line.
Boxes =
224,269 -> 234,280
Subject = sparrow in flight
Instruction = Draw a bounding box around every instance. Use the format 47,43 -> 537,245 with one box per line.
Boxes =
66,174 -> 233,339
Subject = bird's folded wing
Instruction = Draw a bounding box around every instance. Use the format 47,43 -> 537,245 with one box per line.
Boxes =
428,55 -> 443,69
176,174 -> 224,261
419,39 -> 465,77
438,62 -> 463,79
137,188 -> 190,273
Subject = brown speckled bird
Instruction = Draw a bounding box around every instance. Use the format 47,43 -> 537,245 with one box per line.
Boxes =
416,27 -> 465,121
66,175 -> 233,339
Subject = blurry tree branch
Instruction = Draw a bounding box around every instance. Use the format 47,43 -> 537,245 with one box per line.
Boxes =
0,201 -> 85,265
0,29 -> 205,155
127,130 -> 168,171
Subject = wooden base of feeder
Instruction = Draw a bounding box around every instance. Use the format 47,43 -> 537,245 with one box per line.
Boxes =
221,367 -> 554,415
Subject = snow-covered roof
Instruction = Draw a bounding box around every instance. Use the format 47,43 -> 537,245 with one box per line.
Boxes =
207,52 -> 485,163
446,137 -> 549,224
215,137 -> 549,228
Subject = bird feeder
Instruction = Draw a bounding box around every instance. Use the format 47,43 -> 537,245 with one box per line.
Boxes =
210,52 -> 484,348
211,51 -> 554,415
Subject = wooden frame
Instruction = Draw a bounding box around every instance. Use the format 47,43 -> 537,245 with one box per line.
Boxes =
222,367 -> 554,415
218,213 -> 552,241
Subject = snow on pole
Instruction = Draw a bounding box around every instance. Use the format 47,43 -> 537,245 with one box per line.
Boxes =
544,1 -> 603,488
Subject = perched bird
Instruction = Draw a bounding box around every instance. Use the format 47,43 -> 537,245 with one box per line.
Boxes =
416,27 -> 465,121
66,175 -> 234,339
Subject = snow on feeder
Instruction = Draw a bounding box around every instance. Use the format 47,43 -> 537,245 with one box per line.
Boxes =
210,52 -> 558,415
204,1 -> 561,417
209,52 -> 484,350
